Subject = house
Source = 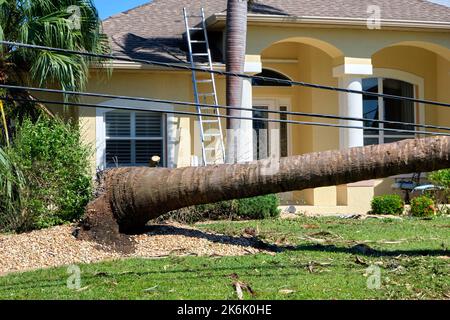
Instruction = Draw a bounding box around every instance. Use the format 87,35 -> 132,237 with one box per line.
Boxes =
75,0 -> 450,214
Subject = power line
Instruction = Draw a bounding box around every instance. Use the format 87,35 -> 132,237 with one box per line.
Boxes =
1,95 -> 449,137
2,41 -> 450,109
2,83 -> 449,133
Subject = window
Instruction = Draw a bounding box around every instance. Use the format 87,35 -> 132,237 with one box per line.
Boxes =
252,69 -> 292,87
363,78 -> 415,145
252,102 -> 289,160
253,106 -> 269,160
105,110 -> 165,167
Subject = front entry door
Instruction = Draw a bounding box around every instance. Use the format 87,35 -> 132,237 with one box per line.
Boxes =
252,98 -> 289,161
253,98 -> 292,203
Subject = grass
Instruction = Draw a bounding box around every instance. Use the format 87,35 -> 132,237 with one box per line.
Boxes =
0,215 -> 449,300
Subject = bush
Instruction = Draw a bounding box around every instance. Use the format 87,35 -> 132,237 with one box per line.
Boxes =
371,194 -> 404,215
0,117 -> 92,232
429,169 -> 450,189
410,196 -> 436,217
429,169 -> 450,207
157,194 -> 281,224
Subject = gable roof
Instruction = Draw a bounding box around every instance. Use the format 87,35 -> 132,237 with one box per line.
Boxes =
102,0 -> 450,64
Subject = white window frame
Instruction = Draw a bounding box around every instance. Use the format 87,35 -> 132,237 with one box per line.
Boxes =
362,69 -> 425,145
96,99 -> 176,170
104,110 -> 166,167
252,97 -> 292,159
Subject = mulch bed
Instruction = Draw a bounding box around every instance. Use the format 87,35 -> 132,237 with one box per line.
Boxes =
0,220 -> 268,276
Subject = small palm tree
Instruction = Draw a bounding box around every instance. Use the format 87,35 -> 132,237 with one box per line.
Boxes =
0,0 -> 110,143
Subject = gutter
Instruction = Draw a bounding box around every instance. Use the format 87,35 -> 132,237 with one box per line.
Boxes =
207,13 -> 450,31
91,60 -> 226,72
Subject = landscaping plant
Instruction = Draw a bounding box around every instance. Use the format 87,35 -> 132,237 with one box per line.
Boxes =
158,194 -> 280,224
410,195 -> 436,217
0,117 -> 92,232
428,169 -> 450,214
0,146 -> 25,231
371,194 -> 405,215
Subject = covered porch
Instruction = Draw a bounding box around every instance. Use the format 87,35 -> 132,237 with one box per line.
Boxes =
235,24 -> 450,213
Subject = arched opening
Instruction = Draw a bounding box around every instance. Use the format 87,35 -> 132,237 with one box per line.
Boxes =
382,41 -> 450,62
371,43 -> 450,134
260,36 -> 344,60
252,68 -> 292,87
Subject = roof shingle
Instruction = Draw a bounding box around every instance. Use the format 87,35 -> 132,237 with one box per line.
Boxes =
102,0 -> 450,63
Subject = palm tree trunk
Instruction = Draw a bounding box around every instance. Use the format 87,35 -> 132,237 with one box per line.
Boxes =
88,137 -> 450,233
225,0 -> 248,163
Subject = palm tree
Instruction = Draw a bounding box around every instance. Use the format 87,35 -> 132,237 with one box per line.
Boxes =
0,0 -> 109,142
225,0 -> 248,163
84,136 -> 450,233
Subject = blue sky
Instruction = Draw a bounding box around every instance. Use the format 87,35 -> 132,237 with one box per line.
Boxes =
94,0 -> 450,20
94,0 -> 150,20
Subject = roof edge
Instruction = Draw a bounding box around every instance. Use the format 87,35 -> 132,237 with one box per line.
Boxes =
208,13 -> 450,30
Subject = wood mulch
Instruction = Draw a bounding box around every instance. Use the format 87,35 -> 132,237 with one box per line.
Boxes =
0,221 -> 267,276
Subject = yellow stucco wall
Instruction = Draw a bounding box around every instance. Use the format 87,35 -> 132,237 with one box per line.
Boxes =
75,24 -> 450,214
81,70 -> 194,170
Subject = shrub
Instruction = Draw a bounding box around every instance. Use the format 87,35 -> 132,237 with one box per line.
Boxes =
410,196 -> 436,217
429,169 -> 450,189
371,194 -> 404,215
157,194 -> 281,224
234,194 -> 280,220
428,169 -> 450,209
1,117 -> 92,232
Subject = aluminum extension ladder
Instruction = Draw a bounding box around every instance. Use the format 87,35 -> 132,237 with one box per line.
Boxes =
183,7 -> 225,166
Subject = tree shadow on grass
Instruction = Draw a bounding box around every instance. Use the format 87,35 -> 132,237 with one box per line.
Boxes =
283,243 -> 449,258
143,224 -> 448,258
143,224 -> 282,253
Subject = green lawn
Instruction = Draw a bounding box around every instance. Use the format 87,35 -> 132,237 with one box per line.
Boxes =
0,216 -> 449,300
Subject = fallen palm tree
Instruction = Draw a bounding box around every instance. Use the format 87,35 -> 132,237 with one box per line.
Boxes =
82,136 -> 450,234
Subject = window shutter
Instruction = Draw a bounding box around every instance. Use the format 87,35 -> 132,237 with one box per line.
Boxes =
136,112 -> 162,137
106,140 -> 132,165
106,111 -> 131,137
135,140 -> 163,165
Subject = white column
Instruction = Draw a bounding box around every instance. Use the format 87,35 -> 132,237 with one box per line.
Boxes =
231,55 -> 262,163
338,76 -> 364,149
333,57 -> 373,150
236,78 -> 254,163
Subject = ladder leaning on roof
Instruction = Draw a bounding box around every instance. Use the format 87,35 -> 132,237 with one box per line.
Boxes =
183,7 -> 226,166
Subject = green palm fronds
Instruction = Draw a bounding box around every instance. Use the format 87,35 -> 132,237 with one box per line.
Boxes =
0,146 -> 25,231
0,0 -> 110,96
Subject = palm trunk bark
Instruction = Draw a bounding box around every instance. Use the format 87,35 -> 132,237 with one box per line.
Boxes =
89,137 -> 450,233
225,0 -> 248,163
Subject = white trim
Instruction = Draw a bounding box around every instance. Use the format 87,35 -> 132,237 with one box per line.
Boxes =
244,61 -> 263,74
252,97 -> 292,157
262,59 -> 299,64
255,67 -> 294,84
209,14 -> 450,30
360,69 -> 425,145
333,63 -> 374,77
371,68 -> 425,127
95,99 -> 175,170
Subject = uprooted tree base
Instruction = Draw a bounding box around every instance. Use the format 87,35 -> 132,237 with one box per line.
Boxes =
76,172 -> 139,250
77,137 -> 450,237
